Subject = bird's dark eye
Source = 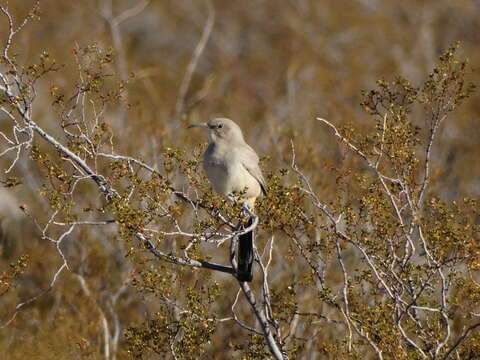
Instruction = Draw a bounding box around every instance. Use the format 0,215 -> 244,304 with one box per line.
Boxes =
217,124 -> 223,129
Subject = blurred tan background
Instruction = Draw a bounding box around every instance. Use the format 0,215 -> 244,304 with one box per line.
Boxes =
5,0 -> 478,196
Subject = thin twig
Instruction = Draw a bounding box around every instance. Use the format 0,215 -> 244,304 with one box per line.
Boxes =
174,0 -> 215,123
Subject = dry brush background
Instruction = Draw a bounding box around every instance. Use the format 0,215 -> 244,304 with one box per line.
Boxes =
0,1 -> 479,359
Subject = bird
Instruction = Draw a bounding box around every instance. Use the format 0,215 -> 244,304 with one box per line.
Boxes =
189,118 -> 266,281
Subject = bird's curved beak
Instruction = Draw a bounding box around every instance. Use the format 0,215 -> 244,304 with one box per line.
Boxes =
188,123 -> 209,129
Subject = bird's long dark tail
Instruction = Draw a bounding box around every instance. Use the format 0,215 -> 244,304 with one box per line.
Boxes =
237,217 -> 254,282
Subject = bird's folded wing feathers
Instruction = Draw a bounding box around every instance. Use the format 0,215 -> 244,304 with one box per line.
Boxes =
240,145 -> 267,195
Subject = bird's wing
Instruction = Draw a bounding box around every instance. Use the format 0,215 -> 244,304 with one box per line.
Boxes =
240,145 -> 267,195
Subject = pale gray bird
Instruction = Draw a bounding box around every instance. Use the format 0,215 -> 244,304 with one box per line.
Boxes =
189,118 -> 266,281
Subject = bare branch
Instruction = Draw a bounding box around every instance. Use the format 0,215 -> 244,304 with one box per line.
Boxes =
174,0 -> 215,123
442,322 -> 480,360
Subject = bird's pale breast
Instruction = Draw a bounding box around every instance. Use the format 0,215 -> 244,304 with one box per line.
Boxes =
203,144 -> 261,200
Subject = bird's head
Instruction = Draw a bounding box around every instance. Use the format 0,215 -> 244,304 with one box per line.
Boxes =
188,118 -> 244,143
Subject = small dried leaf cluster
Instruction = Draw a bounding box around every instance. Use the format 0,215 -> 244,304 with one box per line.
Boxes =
0,254 -> 28,296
